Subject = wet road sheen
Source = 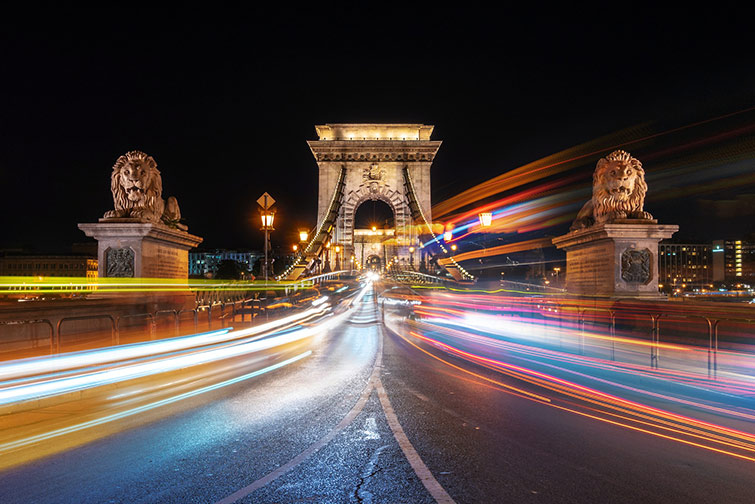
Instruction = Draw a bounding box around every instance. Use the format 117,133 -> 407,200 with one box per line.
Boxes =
0,285 -> 753,503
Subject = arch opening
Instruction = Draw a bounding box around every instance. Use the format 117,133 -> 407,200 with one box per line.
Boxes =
354,199 -> 394,230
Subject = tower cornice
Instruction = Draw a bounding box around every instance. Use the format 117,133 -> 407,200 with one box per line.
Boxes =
308,140 -> 442,163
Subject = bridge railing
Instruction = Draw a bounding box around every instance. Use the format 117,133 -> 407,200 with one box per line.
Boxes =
0,284 -> 328,361
407,291 -> 755,380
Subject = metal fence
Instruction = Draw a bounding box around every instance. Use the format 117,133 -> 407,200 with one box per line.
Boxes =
0,294 -> 308,361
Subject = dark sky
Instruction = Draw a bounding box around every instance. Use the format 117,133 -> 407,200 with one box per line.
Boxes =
1,8 -> 753,253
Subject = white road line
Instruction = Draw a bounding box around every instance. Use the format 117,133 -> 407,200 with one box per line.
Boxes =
376,325 -> 457,504
215,313 -> 384,504
217,287 -> 455,504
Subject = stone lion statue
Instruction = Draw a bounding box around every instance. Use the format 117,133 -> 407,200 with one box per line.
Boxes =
103,150 -> 187,230
570,150 -> 653,230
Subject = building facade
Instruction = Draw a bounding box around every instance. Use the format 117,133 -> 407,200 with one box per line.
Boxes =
658,243 -> 712,291
0,254 -> 98,279
712,239 -> 755,284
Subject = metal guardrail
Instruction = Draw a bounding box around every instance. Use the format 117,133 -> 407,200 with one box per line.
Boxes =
408,292 -> 755,380
0,290 -> 321,360
539,301 -> 754,378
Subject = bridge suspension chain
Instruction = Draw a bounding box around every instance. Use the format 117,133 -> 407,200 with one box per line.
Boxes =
403,167 -> 474,281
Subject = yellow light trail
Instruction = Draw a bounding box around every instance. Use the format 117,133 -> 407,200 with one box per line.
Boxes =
0,276 -> 314,295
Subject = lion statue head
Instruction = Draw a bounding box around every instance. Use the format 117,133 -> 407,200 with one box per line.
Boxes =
570,150 -> 653,230
103,150 -> 185,229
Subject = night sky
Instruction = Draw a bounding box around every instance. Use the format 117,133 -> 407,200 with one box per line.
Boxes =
1,9 -> 753,254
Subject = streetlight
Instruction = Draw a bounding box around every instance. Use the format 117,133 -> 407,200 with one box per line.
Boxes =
292,244 -> 298,252
259,208 -> 275,282
443,230 -> 453,242
478,212 -> 493,227
409,246 -> 415,269
299,230 -> 309,243
450,244 -> 457,251
335,245 -> 341,270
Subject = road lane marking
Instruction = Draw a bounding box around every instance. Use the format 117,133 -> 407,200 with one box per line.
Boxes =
218,288 -> 457,504
358,416 -> 381,440
376,325 -> 457,504
215,305 -> 384,504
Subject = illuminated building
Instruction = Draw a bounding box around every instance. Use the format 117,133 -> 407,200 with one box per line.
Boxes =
189,250 -> 261,278
712,239 -> 755,284
658,242 -> 711,290
0,254 -> 98,279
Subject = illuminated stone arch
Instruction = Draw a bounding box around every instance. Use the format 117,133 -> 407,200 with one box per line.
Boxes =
309,124 -> 440,266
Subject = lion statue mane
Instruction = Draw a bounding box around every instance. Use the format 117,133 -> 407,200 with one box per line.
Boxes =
103,150 -> 186,230
570,150 -> 653,230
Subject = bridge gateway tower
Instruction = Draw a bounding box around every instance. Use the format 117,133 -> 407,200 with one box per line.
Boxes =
309,124 -> 440,272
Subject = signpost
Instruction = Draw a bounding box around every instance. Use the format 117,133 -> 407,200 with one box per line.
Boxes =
257,192 -> 275,282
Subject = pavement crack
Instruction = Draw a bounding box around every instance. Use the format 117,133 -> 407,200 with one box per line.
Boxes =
354,444 -> 388,504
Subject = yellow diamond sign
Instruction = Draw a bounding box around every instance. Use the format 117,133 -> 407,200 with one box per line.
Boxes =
257,192 -> 275,209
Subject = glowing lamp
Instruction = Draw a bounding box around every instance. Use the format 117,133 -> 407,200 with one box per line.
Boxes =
443,231 -> 453,242
409,246 -> 415,253
335,246 -> 340,253
292,244 -> 298,251
451,244 -> 457,251
260,211 -> 275,230
478,212 -> 493,227
299,230 -> 309,242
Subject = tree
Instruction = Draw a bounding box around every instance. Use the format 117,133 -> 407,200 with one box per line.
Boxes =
215,259 -> 243,279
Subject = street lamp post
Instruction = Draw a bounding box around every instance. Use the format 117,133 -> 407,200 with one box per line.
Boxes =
259,209 -> 275,283
334,245 -> 341,271
257,192 -> 276,284
478,212 -> 493,228
409,246 -> 415,269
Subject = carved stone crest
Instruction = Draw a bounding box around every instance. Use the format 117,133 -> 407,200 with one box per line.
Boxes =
364,163 -> 383,182
106,247 -> 135,277
621,248 -> 651,283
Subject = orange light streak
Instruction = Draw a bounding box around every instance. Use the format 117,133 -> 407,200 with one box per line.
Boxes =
404,328 -> 755,461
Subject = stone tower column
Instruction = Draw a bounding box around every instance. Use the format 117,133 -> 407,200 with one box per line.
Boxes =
308,124 -> 440,265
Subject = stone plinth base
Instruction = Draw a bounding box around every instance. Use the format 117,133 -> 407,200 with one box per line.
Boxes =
78,220 -> 203,279
552,220 -> 678,298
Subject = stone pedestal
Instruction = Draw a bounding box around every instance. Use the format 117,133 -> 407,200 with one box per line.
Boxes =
552,220 -> 678,298
78,220 -> 203,279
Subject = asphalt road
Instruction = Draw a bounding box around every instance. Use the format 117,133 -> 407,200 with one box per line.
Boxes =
0,285 -> 753,503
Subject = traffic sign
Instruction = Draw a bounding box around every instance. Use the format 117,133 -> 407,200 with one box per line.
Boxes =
257,192 -> 275,209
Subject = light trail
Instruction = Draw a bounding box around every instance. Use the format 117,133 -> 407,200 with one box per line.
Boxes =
402,327 -> 755,462
0,351 -> 313,454
0,282 -> 373,407
383,288 -> 755,463
0,276 -> 317,295
432,106 -> 755,218
0,304 -> 331,382
0,280 -> 375,471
